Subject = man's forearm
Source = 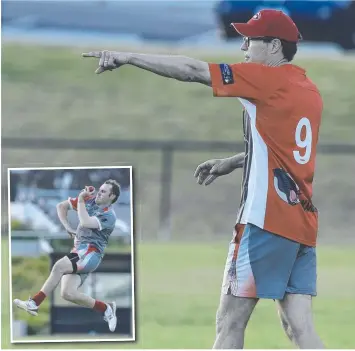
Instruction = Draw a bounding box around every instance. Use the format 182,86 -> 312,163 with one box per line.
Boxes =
227,153 -> 245,169
56,204 -> 71,230
77,199 -> 91,226
126,53 -> 211,86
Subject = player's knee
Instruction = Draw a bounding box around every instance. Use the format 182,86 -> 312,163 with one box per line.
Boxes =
216,310 -> 248,335
284,313 -> 311,339
218,317 -> 248,334
60,288 -> 76,302
216,295 -> 255,335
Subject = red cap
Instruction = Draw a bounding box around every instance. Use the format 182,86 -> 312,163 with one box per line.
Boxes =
231,9 -> 301,42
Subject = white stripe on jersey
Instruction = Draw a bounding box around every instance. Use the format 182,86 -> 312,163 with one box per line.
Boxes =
238,98 -> 268,228
94,216 -> 102,231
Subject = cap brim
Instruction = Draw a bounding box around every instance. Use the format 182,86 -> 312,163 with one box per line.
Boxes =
230,23 -> 260,37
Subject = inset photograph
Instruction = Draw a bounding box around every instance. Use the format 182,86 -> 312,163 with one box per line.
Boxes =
8,166 -> 135,343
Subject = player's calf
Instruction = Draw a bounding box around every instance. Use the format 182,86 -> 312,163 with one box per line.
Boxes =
60,290 -> 77,303
278,294 -> 325,349
60,274 -> 117,332
277,307 -> 297,345
13,256 -> 73,316
61,274 -> 98,308
213,294 -> 258,349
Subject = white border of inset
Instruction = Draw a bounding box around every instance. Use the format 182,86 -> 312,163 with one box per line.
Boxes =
8,165 -> 136,344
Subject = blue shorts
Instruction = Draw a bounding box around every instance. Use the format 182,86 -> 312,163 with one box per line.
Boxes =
222,223 -> 317,300
68,243 -> 102,287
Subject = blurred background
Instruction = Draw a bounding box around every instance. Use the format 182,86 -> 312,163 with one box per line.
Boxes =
2,0 -> 355,50
9,168 -> 134,341
2,0 -> 355,349
10,168 -> 131,237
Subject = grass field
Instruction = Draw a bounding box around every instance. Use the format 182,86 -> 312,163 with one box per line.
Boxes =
2,237 -> 355,349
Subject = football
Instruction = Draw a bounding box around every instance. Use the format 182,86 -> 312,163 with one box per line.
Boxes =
87,185 -> 95,193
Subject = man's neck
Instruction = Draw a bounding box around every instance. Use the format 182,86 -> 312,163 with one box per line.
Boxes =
96,203 -> 111,209
267,57 -> 289,67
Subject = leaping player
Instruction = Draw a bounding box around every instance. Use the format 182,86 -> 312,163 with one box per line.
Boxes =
13,179 -> 120,332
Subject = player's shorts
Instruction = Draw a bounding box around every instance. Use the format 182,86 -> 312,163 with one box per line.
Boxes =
67,243 -> 102,287
222,223 -> 317,300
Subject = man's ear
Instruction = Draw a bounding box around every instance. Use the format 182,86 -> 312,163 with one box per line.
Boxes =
109,193 -> 116,203
271,38 -> 283,54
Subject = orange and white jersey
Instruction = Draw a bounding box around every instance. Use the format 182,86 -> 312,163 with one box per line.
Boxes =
208,63 -> 323,247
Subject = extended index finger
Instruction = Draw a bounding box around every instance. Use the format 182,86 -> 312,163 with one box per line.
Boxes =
194,165 -> 203,178
82,52 -> 102,58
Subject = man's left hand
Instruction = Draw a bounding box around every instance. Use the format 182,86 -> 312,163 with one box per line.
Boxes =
78,186 -> 95,201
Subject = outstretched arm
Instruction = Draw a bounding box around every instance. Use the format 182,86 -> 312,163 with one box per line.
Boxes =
82,51 -> 211,86
128,53 -> 211,85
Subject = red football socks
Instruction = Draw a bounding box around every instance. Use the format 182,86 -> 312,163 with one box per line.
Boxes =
31,291 -> 46,306
93,300 -> 107,313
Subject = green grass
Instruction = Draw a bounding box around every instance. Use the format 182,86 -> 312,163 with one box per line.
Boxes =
2,237 -> 355,349
2,44 -> 355,143
2,43 -> 355,243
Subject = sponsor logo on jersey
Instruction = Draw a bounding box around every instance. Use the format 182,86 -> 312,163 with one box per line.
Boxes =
219,64 -> 234,85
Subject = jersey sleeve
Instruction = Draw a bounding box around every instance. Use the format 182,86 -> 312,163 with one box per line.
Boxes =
68,197 -> 78,211
208,62 -> 281,102
94,211 -> 116,231
68,195 -> 94,211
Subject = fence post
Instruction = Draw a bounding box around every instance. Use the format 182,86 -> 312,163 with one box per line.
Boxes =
158,145 -> 174,241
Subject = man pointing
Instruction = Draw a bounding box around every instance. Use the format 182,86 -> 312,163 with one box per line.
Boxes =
83,9 -> 324,349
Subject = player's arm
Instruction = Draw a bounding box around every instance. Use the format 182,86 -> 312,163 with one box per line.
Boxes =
82,51 -> 211,86
56,200 -> 77,237
194,152 -> 245,186
77,193 -> 100,229
225,153 -> 246,169
208,63 -> 283,101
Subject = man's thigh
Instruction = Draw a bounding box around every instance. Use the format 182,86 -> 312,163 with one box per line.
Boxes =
54,256 -> 74,273
223,224 -> 301,299
216,293 -> 258,328
61,274 -> 82,293
277,293 -> 315,329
